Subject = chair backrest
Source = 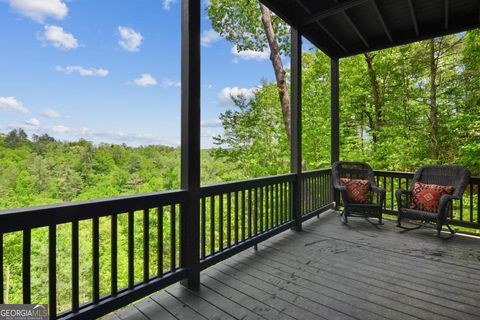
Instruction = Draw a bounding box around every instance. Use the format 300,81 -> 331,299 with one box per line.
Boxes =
332,161 -> 377,189
411,165 -> 471,198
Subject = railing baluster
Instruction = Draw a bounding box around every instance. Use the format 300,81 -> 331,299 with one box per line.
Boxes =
301,178 -> 305,214
227,193 -> 232,247
322,174 -> 325,207
219,194 -> 224,250
143,209 -> 150,283
311,177 -> 315,212
270,184 -> 275,226
285,182 -> 289,220
22,228 -> 31,304
477,184 -> 480,224
391,176 -> 394,210
201,199 -> 206,259
265,184 -> 269,229
111,214 -> 117,295
460,191 -> 464,221
248,189 -> 252,237
241,190 -> 246,240
253,188 -> 257,235
307,177 -> 310,212
470,184 -> 473,223
71,221 -> 79,310
259,187 -> 264,232
49,224 -> 56,320
210,196 -> 215,253
275,183 -> 280,224
170,204 -> 176,271
234,191 -> 239,244
93,217 -> 100,303
157,207 -> 163,276
128,211 -> 134,289
288,181 -> 293,221
0,232 -> 3,304
280,182 -> 284,222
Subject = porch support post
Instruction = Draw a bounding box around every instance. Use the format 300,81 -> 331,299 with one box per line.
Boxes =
180,0 -> 200,291
291,24 -> 302,231
331,58 -> 340,206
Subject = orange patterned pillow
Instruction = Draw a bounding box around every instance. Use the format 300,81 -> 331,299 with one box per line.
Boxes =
412,182 -> 454,213
340,178 -> 370,203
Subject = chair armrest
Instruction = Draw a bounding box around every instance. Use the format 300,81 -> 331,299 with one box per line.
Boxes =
371,186 -> 386,206
396,189 -> 412,210
437,194 -> 460,220
371,186 -> 386,195
334,185 -> 349,204
395,189 -> 412,197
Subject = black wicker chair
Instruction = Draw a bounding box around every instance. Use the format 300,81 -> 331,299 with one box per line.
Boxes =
332,161 -> 386,224
396,165 -> 471,238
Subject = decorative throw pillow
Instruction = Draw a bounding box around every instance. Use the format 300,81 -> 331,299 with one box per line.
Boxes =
412,182 -> 454,213
339,178 -> 370,203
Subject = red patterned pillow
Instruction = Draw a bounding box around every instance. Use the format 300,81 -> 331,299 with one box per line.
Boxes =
340,178 -> 370,203
412,182 -> 454,213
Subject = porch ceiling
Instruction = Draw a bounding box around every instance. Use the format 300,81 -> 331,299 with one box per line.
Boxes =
260,0 -> 480,58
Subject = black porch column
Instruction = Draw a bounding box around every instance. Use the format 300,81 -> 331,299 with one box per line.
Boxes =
331,58 -> 340,206
331,58 -> 340,164
180,0 -> 200,290
291,25 -> 302,231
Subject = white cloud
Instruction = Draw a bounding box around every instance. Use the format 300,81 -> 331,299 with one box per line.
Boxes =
118,26 -> 143,52
201,119 -> 222,127
133,74 -> 157,87
231,45 -> 270,61
218,86 -> 258,104
0,96 -> 28,113
25,118 -> 40,126
9,0 -> 68,23
40,25 -> 79,50
55,65 -> 109,77
201,29 -> 221,47
161,78 -> 180,88
52,125 -> 69,133
162,0 -> 176,11
42,108 -> 61,119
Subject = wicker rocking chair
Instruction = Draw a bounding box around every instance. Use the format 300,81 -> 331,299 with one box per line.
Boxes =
332,161 -> 386,224
396,165 -> 471,238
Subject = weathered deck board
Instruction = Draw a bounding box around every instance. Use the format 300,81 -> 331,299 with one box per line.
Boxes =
109,211 -> 480,320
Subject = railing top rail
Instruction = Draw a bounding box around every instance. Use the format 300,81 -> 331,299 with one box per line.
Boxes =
0,189 -> 187,233
374,169 -> 480,183
301,168 -> 331,178
200,173 -> 295,197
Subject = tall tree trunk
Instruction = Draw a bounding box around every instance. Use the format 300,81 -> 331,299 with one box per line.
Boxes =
364,52 -> 383,146
259,4 -> 291,143
260,4 -> 306,169
429,40 -> 439,160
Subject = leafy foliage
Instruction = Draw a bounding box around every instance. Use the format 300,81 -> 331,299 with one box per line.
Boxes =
213,32 -> 480,176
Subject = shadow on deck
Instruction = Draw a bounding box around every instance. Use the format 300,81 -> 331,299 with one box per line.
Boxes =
107,210 -> 480,320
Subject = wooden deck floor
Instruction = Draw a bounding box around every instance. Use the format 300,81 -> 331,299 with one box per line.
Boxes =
106,210 -> 480,320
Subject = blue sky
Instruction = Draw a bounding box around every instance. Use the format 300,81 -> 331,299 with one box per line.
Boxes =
0,0 -> 278,148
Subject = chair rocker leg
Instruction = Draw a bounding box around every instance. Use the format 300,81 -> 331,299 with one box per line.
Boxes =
378,210 -> 384,225
340,211 -> 348,224
397,221 -> 422,232
436,223 -> 455,240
